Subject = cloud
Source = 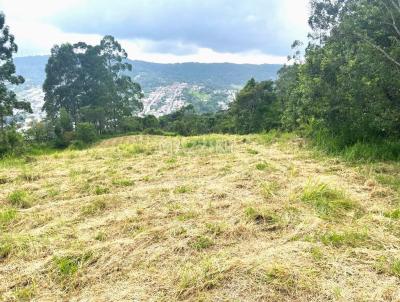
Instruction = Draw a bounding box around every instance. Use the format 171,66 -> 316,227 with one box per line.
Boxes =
0,0 -> 309,63
50,0 -> 309,56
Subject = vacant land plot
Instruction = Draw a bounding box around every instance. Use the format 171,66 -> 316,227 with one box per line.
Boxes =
0,134 -> 399,301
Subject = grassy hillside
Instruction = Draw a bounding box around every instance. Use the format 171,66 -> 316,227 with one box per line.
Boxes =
1,134 -> 400,301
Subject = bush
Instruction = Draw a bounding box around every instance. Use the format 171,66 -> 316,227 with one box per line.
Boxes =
0,128 -> 25,157
119,116 -> 143,132
75,123 -> 98,144
142,128 -> 165,135
24,120 -> 54,143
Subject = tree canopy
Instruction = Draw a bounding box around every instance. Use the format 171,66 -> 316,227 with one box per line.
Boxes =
276,0 -> 400,149
42,36 -> 143,135
0,12 -> 32,131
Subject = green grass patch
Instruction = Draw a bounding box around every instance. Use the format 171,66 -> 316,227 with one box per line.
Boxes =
375,174 -> 400,192
174,185 -> 193,194
7,190 -> 32,209
0,235 -> 33,260
300,182 -> 360,220
260,181 -> 280,199
256,162 -> 269,171
81,198 -> 107,215
183,136 -> 231,152
112,179 -> 134,187
374,257 -> 400,278
53,252 -> 93,278
320,231 -> 369,248
309,246 -> 324,261
0,241 -> 12,259
247,148 -> 259,155
311,131 -> 400,162
384,209 -> 400,219
256,131 -> 297,145
19,170 -> 40,182
391,260 -> 400,278
205,222 -> 224,236
94,186 -> 110,195
184,137 -> 219,148
190,236 -> 214,250
178,256 -> 226,296
0,208 -> 17,229
244,207 -> 281,226
177,211 -> 198,221
119,144 -> 154,156
12,284 -> 36,301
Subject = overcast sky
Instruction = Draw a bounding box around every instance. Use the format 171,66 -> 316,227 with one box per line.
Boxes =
0,0 -> 310,64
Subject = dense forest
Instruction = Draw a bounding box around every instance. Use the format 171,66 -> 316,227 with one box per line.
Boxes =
1,0 -> 400,161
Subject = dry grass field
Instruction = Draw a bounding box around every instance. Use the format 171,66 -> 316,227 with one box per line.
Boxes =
1,133 -> 400,301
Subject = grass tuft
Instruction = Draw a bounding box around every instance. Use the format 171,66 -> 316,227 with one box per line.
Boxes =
94,186 -> 110,195
81,198 -> 107,216
7,190 -> 32,209
174,185 -> 193,194
53,252 -> 93,278
245,207 -> 281,227
391,260 -> 400,278
119,143 -> 154,156
178,256 -> 227,297
320,231 -> 369,248
300,182 -> 360,220
0,242 -> 12,259
256,162 -> 269,171
0,208 -> 17,229
190,236 -> 214,250
19,170 -> 40,182
384,209 -> 400,220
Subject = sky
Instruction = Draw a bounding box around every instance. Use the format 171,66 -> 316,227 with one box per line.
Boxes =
0,0 -> 310,64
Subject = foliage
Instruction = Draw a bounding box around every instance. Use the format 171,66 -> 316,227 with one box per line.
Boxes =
0,13 -> 32,132
42,35 -> 143,135
0,128 -> 26,157
229,79 -> 280,134
75,123 -> 98,144
276,0 -> 400,158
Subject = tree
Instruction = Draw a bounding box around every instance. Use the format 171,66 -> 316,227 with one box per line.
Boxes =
229,79 -> 280,134
42,36 -> 143,135
0,12 -> 32,131
276,0 -> 400,148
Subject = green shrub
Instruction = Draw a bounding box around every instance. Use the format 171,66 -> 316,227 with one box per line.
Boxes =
75,123 -> 98,144
0,128 -> 26,157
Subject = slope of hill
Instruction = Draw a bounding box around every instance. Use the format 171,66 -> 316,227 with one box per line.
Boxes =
13,56 -> 281,121
1,134 -> 399,300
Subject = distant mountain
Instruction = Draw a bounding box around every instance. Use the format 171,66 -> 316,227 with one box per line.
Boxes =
13,56 -> 282,122
129,60 -> 281,90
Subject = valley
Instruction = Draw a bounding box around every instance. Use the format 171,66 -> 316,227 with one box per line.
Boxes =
12,56 -> 281,123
